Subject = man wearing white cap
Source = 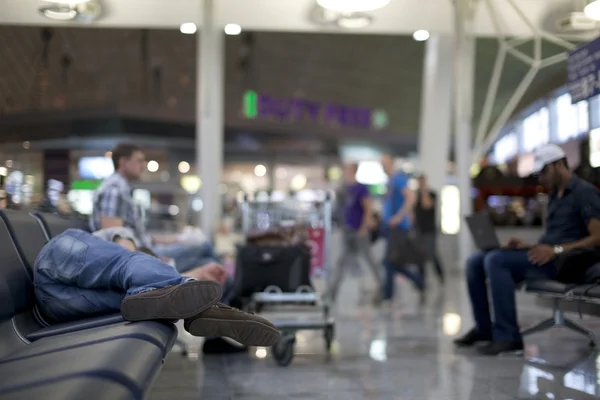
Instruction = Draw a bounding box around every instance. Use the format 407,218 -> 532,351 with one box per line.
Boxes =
454,143 -> 600,355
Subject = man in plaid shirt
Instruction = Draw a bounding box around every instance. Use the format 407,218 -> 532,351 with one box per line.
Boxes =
90,143 -> 219,271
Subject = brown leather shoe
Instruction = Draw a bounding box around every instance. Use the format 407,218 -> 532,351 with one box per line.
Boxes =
184,303 -> 280,346
121,280 -> 222,322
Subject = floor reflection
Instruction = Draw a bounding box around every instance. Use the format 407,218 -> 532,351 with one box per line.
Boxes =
150,273 -> 600,400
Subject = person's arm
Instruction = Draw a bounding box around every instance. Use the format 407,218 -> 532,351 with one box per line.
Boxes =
561,186 -> 600,251
562,220 -> 600,251
359,187 -> 374,234
529,185 -> 600,264
97,187 -> 125,229
421,190 -> 435,210
391,175 -> 415,223
152,235 -> 179,245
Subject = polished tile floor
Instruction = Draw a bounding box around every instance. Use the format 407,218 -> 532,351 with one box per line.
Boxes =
149,270 -> 600,400
148,228 -> 599,399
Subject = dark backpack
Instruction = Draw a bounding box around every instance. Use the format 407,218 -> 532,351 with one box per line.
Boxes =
555,247 -> 600,284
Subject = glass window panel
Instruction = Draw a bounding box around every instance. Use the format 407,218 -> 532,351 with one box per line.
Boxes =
578,101 -> 589,134
522,107 -> 549,152
557,93 -> 588,142
493,131 -> 518,164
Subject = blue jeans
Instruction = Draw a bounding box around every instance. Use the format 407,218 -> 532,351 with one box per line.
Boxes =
154,242 -> 220,273
34,229 -> 190,322
382,228 -> 425,300
466,249 -> 557,342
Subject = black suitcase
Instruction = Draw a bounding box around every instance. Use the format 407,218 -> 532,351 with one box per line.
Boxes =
235,244 -> 312,297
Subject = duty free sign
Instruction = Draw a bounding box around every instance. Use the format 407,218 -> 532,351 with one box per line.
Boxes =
243,90 -> 389,130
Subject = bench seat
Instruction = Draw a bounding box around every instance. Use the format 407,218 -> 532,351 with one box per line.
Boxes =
0,377 -> 133,400
0,210 -> 179,399
523,279 -> 576,295
2,320 -> 176,363
572,285 -> 600,299
0,337 -> 165,398
26,313 -> 126,341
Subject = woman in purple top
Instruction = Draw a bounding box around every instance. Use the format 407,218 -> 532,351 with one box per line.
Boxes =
327,163 -> 380,303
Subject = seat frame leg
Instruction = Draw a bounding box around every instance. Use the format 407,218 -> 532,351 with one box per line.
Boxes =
520,317 -> 555,337
563,318 -> 596,347
521,299 -> 596,346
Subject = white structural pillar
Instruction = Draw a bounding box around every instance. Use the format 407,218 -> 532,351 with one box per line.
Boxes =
454,0 -> 477,267
196,0 -> 224,235
418,35 -> 454,192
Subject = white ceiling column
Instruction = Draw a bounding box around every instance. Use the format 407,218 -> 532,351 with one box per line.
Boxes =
196,0 -> 224,234
454,0 -> 478,268
417,34 -> 453,193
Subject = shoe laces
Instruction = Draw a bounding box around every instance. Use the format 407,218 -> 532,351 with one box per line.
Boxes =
213,303 -> 254,315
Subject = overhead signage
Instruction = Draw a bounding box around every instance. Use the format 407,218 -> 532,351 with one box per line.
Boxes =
71,179 -> 101,191
242,90 -> 389,130
567,37 -> 600,104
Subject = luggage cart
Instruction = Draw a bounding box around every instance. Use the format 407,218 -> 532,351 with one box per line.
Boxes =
240,193 -> 335,367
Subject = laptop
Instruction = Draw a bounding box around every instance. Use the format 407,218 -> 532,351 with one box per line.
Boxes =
465,213 -> 501,251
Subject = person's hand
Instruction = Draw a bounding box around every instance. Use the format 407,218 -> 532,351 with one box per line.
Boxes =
505,237 -> 528,249
527,244 -> 556,266
389,213 -> 403,227
358,226 -> 368,237
152,235 -> 179,245
195,263 -> 228,285
115,238 -> 136,252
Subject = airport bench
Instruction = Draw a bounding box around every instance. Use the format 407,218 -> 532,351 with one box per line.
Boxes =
32,211 -> 90,238
521,268 -> 600,347
0,209 -> 177,400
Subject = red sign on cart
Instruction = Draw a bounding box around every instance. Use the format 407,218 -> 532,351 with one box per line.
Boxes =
307,227 -> 325,276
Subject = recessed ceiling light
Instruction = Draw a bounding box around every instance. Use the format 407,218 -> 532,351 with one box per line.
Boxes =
337,14 -> 372,29
585,0 -> 600,20
39,5 -> 78,20
224,23 -> 242,35
180,22 -> 197,34
317,0 -> 390,13
42,0 -> 91,3
413,29 -> 430,41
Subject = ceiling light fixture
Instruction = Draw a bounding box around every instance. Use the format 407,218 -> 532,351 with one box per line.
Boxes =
40,6 -> 77,20
412,29 -> 430,41
316,0 -> 390,13
38,0 -> 101,22
224,23 -> 242,35
42,0 -> 91,3
180,22 -> 197,34
585,0 -> 600,20
337,13 -> 372,29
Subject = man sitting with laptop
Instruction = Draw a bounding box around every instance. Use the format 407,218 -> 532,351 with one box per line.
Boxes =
455,144 -> 600,356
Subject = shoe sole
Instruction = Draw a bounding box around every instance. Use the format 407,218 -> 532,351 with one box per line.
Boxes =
121,280 -> 222,322
186,317 -> 281,347
454,341 -> 491,348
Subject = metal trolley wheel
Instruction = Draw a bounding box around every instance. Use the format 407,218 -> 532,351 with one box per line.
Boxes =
272,331 -> 296,367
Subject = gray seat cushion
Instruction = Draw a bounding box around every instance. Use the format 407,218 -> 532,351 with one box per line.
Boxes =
27,314 -> 126,341
2,321 -> 176,363
0,337 -> 163,398
0,377 -> 133,400
572,285 -> 600,299
524,279 -> 576,294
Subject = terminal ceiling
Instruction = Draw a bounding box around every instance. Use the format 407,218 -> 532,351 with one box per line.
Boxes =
0,0 -> 589,155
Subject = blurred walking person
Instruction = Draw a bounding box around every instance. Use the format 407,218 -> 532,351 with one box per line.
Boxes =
415,174 -> 445,285
380,154 -> 425,304
327,163 -> 380,304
